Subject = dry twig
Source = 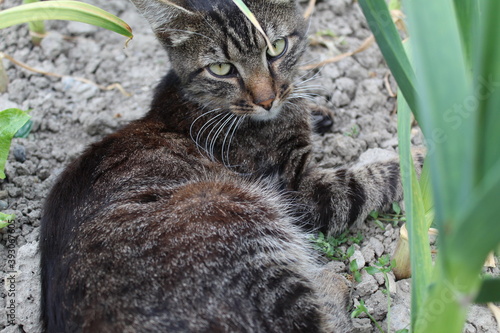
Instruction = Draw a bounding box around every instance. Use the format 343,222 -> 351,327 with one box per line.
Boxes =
300,35 -> 375,71
0,51 -> 131,96
303,0 -> 316,19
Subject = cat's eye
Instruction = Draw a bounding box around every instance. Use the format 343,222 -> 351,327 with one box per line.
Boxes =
208,63 -> 234,77
266,38 -> 287,59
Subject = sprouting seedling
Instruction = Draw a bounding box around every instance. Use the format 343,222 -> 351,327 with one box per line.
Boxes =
0,213 -> 15,229
351,299 -> 385,333
365,255 -> 397,332
230,0 -> 277,55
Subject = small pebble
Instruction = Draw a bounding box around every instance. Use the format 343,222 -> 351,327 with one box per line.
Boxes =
350,250 -> 366,268
13,144 -> 26,162
369,237 -> 385,257
0,200 -> 8,210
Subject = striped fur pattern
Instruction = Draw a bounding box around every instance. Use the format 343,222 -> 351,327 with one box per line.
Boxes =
40,0 -> 422,332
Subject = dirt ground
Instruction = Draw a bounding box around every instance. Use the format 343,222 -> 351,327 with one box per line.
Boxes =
0,0 -> 498,332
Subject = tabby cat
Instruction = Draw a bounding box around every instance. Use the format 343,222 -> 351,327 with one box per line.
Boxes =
40,0 -> 422,332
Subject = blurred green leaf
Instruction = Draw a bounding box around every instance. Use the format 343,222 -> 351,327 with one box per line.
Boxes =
0,109 -> 31,179
0,212 -> 15,228
23,0 -> 46,45
474,277 -> 500,303
365,266 -> 379,275
473,0 -> 500,184
397,81 -> 432,327
14,119 -> 33,138
0,1 -> 133,38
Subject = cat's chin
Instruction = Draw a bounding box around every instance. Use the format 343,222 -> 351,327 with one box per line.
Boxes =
249,104 -> 283,122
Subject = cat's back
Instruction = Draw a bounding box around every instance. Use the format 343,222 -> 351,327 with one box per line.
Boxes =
40,108 -> 324,333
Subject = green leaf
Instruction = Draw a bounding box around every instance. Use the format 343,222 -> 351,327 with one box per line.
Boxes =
346,245 -> 355,258
397,82 -> 432,327
349,259 -> 358,272
0,212 -> 15,228
365,266 -> 380,275
473,0 -> 500,184
474,277 -> 500,303
404,0 -> 473,226
448,158 -> 500,281
0,1 -> 133,38
392,202 -> 401,215
358,0 -> 418,116
14,119 -> 33,138
0,109 -> 31,179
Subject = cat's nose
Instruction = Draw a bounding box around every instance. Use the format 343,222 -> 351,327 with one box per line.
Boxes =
256,96 -> 275,111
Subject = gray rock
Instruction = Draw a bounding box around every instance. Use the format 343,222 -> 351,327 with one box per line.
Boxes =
360,244 -> 375,264
0,200 -> 8,210
351,249 -> 366,269
390,304 -> 411,332
13,243 -> 42,333
369,237 -> 385,257
12,145 -> 26,163
355,270 -> 378,297
365,290 -> 388,321
352,317 -> 373,333
466,305 -> 497,333
40,32 -> 68,59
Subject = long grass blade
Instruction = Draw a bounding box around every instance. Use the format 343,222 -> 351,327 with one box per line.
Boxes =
230,0 -> 276,54
358,0 -> 417,116
473,0 -> 500,185
403,0 -> 473,233
475,278 -> 500,303
448,158 -> 500,281
0,1 -> 133,38
397,85 -> 432,327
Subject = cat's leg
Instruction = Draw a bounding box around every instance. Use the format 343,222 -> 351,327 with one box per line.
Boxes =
296,149 -> 425,235
311,262 -> 353,332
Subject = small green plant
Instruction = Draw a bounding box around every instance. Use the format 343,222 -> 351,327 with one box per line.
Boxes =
311,230 -> 363,261
349,259 -> 362,282
369,202 -> 405,230
0,108 -> 31,179
0,212 -> 14,229
351,299 -> 385,333
315,29 -> 337,38
366,255 -> 397,332
343,124 -> 360,137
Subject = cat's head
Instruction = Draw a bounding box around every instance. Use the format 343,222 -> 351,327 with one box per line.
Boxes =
131,0 -> 307,121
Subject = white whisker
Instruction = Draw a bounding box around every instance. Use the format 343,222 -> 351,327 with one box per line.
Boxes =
209,113 -> 233,161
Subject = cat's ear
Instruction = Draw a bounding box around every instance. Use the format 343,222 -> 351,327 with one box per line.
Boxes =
130,0 -> 198,46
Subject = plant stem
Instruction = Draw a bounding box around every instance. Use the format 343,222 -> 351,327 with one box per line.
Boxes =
384,273 -> 392,332
0,56 -> 7,92
367,311 -> 385,333
23,0 -> 46,46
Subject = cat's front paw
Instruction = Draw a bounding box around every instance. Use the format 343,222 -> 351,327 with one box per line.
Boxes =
411,146 -> 426,175
309,104 -> 334,135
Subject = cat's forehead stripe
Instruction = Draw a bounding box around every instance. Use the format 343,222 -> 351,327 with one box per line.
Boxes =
208,10 -> 262,57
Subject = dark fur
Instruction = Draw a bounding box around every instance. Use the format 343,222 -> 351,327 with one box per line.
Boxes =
40,0 -> 422,331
